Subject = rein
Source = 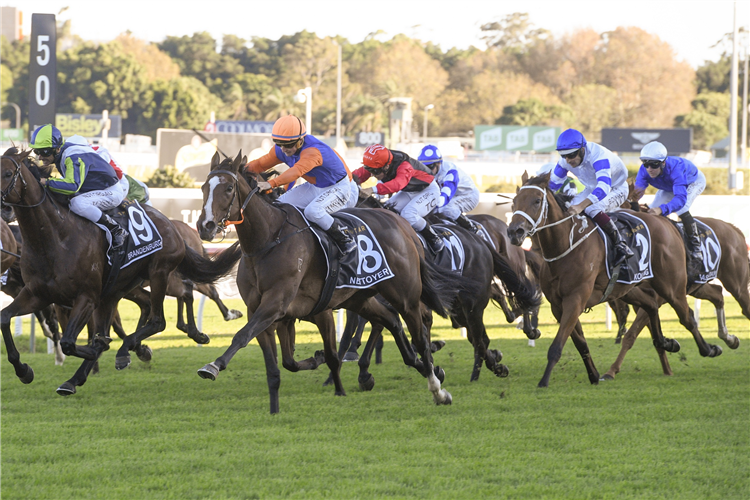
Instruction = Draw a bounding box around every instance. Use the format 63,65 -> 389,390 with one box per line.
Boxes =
206,169 -> 311,256
514,184 -> 598,263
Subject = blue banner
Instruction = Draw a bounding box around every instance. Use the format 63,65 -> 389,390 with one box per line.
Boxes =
215,120 -> 274,134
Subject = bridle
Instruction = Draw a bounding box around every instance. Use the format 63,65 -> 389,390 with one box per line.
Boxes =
1,154 -> 48,209
205,169 -> 259,232
512,184 -> 597,262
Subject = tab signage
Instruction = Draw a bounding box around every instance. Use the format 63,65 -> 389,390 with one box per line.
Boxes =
474,125 -> 560,152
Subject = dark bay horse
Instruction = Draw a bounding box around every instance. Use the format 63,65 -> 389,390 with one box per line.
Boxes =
602,196 -> 749,379
196,152 -> 479,412
0,149 -> 241,394
507,172 -> 721,388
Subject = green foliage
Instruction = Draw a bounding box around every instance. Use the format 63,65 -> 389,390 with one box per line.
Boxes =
145,164 -> 196,188
696,54 -> 731,94
700,167 -> 750,195
135,76 -> 222,139
0,36 -> 29,115
674,92 -> 730,150
2,299 -> 748,499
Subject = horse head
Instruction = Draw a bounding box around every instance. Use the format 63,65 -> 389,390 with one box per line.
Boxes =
507,171 -> 553,246
1,148 -> 39,206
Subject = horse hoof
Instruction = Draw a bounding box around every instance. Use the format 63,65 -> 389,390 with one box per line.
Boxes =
115,355 -> 131,371
725,336 -> 740,350
322,374 -> 334,386
189,332 -> 210,345
197,362 -> 220,381
614,338 -> 622,345
19,364 -> 34,384
490,349 -> 503,362
342,351 -> 359,362
358,374 -> 375,391
136,345 -> 153,363
435,390 -> 452,406
709,345 -> 723,358
56,382 -> 76,396
434,366 -> 445,384
495,364 -> 509,378
470,369 -> 480,382
176,323 -> 188,334
313,350 -> 326,365
224,309 -> 243,321
431,340 -> 446,353
527,329 -> 541,340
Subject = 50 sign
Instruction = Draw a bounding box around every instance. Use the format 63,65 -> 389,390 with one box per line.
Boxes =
28,14 -> 57,136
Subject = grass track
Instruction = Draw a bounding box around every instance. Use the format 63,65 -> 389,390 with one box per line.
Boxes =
2,298 -> 748,499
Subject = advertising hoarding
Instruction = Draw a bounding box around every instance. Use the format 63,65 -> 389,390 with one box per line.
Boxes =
601,128 -> 692,154
474,125 -> 561,152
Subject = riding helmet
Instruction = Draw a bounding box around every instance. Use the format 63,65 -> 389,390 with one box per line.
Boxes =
271,115 -> 306,143
29,124 -> 63,150
418,145 -> 442,165
556,129 -> 587,155
362,144 -> 393,169
639,141 -> 668,162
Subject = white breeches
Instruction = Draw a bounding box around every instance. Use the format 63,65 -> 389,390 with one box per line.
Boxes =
385,182 -> 441,231
69,186 -> 126,223
277,175 -> 352,230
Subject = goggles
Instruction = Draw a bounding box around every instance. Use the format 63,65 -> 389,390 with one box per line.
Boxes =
643,160 -> 663,170
561,149 -> 580,160
34,147 -> 57,158
273,138 -> 300,148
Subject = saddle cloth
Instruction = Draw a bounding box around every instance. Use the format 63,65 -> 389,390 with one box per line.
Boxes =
598,211 -> 654,284
421,224 -> 466,274
473,221 -> 497,251
98,199 -> 163,268
675,220 -> 721,284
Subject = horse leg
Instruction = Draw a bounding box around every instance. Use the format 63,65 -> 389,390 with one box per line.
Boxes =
609,298 -> 630,344
181,283 -> 210,345
402,303 -> 451,405
313,311 -> 346,397
603,306 -> 658,379
492,284 -> 516,323
345,313 -> 368,361
539,294 -> 586,388
0,289 -> 51,383
175,297 -> 187,333
196,283 -> 243,321
255,328 -> 281,414
522,304 -> 542,340
569,320 -> 599,384
323,309 -> 360,386
691,283 -> 739,349
34,307 -> 66,366
200,293 -> 292,378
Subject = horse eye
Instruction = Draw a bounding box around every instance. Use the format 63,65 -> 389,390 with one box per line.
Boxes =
226,184 -> 233,193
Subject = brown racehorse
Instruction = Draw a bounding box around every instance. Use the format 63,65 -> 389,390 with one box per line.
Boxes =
195,152 -> 479,413
1,218 -> 17,272
507,172 -> 721,388
601,191 -> 749,379
0,148 -> 241,395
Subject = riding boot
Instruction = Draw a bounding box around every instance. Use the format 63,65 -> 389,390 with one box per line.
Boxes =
601,219 -> 633,266
682,220 -> 704,278
97,214 -> 129,250
456,213 -> 478,233
325,222 -> 357,255
419,223 -> 445,254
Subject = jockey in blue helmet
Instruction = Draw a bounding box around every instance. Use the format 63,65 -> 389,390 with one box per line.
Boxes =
418,144 -> 480,233
552,128 -> 633,266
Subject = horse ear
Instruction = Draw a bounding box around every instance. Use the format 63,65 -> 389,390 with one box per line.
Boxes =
210,151 -> 221,171
242,155 -> 248,165
540,171 -> 551,184
233,150 -> 243,169
521,171 -> 529,183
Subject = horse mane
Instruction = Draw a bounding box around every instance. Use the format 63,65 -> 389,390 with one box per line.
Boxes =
524,174 -> 573,211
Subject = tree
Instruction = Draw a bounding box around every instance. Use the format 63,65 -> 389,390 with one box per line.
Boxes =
674,92 -> 731,150
116,33 -> 180,82
0,36 -> 29,124
564,84 -> 619,141
480,12 -> 550,55
135,76 -> 222,139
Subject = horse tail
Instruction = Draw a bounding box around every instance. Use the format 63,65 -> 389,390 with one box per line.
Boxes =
418,257 -> 481,319
176,241 -> 242,285
487,245 -> 540,313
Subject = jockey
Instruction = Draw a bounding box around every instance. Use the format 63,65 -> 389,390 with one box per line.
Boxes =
29,124 -> 129,249
351,144 -> 444,253
417,144 -> 480,233
553,128 -> 634,266
245,115 -> 357,255
92,144 -> 151,205
633,141 -> 706,274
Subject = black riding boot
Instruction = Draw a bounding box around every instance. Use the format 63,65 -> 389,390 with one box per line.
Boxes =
456,213 -> 478,233
97,214 -> 129,250
325,222 -> 357,255
681,218 -> 704,278
601,219 -> 633,266
419,223 -> 445,254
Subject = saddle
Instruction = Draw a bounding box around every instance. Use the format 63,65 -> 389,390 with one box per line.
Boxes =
598,212 -> 654,285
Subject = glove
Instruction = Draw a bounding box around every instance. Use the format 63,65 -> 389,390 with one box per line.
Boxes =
257,181 -> 272,193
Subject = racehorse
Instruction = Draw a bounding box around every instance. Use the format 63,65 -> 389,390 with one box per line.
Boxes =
0,148 -> 242,394
195,152 -> 480,413
601,192 -> 749,379
1,218 -> 17,271
507,172 -> 721,387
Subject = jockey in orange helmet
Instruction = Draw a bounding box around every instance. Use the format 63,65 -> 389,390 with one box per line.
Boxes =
245,115 -> 357,254
351,144 -> 444,253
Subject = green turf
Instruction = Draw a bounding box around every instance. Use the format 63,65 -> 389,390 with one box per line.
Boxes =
2,297 -> 748,499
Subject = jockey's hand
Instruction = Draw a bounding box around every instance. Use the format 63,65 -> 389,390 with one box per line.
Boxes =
566,203 -> 584,217
361,187 -> 374,197
256,181 -> 272,193
647,206 -> 663,216
40,178 -> 47,186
